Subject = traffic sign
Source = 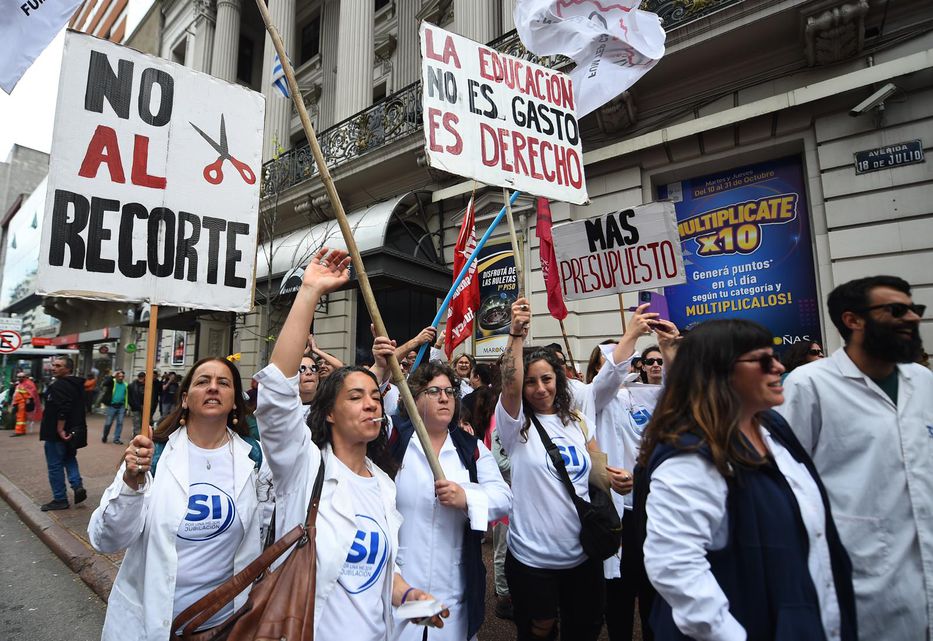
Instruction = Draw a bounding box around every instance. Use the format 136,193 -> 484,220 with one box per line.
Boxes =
0,330 -> 23,353
0,318 -> 23,332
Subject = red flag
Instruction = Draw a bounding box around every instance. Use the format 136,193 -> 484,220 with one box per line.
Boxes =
536,197 -> 568,320
445,197 -> 479,358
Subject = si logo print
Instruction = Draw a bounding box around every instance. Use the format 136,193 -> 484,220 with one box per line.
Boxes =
630,408 -> 652,436
545,434 -> 589,483
179,482 -> 236,541
339,514 -> 389,594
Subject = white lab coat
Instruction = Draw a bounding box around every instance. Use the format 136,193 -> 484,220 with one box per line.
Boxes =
254,364 -> 403,637
88,427 -> 270,641
777,348 -> 933,640
391,429 -> 511,641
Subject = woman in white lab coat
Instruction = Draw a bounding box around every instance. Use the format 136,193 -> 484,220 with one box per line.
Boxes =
255,248 -> 445,641
388,360 -> 511,641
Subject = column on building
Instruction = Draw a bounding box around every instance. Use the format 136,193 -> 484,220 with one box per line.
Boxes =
211,0 -> 241,82
334,0 -> 374,122
260,0 -> 297,160
394,0 -> 420,90
454,0 -> 496,45
191,0 -> 217,73
501,0 -> 517,33
320,0 -> 340,129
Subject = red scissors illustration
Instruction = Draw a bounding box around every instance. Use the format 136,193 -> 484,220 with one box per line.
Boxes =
190,114 -> 256,185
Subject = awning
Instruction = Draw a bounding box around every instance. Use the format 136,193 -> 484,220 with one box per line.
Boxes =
4,348 -> 81,358
256,191 -> 451,298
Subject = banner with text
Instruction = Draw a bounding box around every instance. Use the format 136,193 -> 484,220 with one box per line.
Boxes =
420,22 -> 588,205
551,202 -> 686,301
658,156 -> 821,347
37,31 -> 264,312
474,237 -> 518,358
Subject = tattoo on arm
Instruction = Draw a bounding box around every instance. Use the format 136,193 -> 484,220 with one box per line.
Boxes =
501,344 -> 517,388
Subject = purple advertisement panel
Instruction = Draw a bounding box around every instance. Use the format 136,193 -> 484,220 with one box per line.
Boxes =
657,156 -> 821,348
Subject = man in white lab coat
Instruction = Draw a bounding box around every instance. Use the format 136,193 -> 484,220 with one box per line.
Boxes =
778,275 -> 933,641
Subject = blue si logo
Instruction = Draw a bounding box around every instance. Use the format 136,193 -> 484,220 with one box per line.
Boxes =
178,482 -> 236,541
630,408 -> 652,436
545,435 -> 589,483
339,514 -> 389,594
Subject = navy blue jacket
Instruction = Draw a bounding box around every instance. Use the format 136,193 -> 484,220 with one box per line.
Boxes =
645,410 -> 857,641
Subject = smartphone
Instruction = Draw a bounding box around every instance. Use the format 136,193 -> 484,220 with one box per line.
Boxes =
637,291 -> 669,321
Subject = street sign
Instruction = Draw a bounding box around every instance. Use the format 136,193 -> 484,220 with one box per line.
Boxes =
99,345 -> 110,354
30,337 -> 52,347
0,330 -> 23,353
0,318 -> 23,332
854,139 -> 925,174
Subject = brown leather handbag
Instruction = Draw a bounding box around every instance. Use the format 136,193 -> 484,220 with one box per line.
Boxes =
172,463 -> 325,641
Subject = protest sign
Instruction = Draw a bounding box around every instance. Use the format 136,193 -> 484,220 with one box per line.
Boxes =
551,202 -> 685,301
420,23 -> 588,205
474,237 -> 518,358
37,31 -> 264,313
658,156 -> 821,347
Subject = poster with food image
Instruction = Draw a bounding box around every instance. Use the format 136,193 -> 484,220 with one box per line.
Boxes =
474,237 -> 518,358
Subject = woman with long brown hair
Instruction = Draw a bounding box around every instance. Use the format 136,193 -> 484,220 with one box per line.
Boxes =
638,319 -> 856,641
88,356 -> 271,641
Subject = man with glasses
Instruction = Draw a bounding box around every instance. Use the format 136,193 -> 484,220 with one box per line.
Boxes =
778,275 -> 932,641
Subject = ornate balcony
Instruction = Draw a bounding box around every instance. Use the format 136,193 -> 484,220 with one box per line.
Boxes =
261,0 -> 745,196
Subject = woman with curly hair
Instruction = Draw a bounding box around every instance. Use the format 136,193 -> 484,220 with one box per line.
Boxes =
638,319 -> 855,641
254,248 -> 445,640
496,297 -> 630,641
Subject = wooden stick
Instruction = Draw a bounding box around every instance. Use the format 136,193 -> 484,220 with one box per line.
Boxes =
558,318 -> 580,379
502,188 -> 524,297
255,0 -> 444,480
141,304 -> 158,438
618,293 -> 627,333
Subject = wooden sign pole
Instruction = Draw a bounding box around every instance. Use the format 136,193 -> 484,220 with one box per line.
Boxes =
255,0 -> 444,480
140,304 -> 158,438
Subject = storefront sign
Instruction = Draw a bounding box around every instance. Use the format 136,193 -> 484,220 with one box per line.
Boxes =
658,156 -> 821,347
474,237 -> 518,358
37,31 -> 264,312
854,139 -> 924,174
30,337 -> 52,347
551,202 -> 686,301
420,23 -> 588,205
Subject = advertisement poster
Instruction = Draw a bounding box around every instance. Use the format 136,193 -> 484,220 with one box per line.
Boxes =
37,31 -> 264,312
474,237 -> 518,358
420,23 -> 588,205
172,331 -> 186,366
551,201 -> 686,301
658,156 -> 821,348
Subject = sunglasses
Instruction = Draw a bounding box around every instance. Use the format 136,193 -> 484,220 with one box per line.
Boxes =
857,302 -> 925,318
422,386 -> 456,398
808,349 -> 824,357
643,358 -> 663,366
735,353 -> 781,373
298,364 -> 319,374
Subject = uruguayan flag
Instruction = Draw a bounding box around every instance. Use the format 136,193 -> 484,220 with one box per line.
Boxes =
271,54 -> 289,98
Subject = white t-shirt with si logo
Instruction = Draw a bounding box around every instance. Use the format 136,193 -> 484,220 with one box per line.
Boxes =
173,442 -> 244,630
496,401 -> 593,569
317,457 -> 393,641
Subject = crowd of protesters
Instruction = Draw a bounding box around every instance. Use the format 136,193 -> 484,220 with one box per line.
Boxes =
71,248 -> 931,641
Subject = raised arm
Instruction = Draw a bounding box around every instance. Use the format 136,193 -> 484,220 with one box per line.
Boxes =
654,319 -> 681,372
392,326 -> 438,362
271,248 -> 351,377
500,297 -> 531,419
309,335 -> 344,370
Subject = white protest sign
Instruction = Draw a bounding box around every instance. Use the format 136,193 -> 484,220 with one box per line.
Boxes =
552,201 -> 686,301
37,31 -> 264,313
420,23 -> 588,205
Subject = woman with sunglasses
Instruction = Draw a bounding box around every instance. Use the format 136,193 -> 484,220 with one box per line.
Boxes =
497,297 -> 628,641
639,319 -> 856,641
254,248 -> 445,640
780,341 -> 825,382
639,346 -> 664,385
387,361 -> 511,641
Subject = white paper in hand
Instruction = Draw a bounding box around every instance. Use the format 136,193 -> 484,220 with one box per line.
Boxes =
395,598 -> 447,623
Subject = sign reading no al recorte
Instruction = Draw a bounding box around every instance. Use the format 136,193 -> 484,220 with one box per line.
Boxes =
420,23 -> 589,205
37,31 -> 265,313
551,202 -> 686,301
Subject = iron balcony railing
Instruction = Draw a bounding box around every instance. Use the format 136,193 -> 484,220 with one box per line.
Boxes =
262,0 -> 745,196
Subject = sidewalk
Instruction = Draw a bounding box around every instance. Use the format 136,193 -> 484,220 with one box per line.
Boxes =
0,413 -> 132,601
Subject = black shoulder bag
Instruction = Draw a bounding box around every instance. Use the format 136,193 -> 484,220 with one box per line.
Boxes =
530,412 -> 622,560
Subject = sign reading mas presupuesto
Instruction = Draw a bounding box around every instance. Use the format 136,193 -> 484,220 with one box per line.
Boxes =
420,23 -> 588,205
37,31 -> 264,312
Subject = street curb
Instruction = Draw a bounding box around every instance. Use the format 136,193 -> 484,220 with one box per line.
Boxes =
0,471 -> 116,603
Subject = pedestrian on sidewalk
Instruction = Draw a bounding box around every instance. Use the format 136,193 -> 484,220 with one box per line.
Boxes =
39,357 -> 87,511
101,370 -> 128,444
127,371 -> 156,437
11,371 -> 42,436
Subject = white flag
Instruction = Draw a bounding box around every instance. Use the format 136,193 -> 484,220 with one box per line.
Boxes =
514,0 -> 665,117
0,0 -> 81,94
